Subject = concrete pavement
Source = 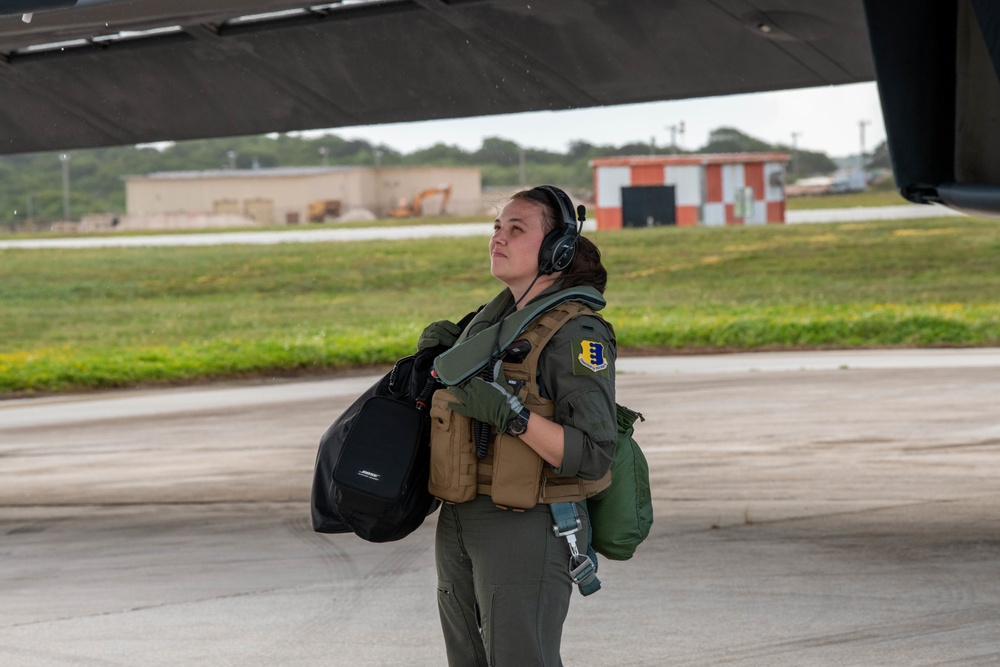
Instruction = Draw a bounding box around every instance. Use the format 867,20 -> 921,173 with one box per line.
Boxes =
2,350 -> 1000,665
0,204 -> 965,250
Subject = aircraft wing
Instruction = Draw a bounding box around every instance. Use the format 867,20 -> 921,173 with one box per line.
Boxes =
864,0 -> 1000,216
0,0 -> 874,155
3,0 -> 999,215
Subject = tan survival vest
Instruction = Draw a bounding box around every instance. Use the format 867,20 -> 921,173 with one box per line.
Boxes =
428,302 -> 613,510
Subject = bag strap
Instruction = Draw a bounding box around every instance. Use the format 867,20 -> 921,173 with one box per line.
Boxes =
531,304 -> 607,595
550,502 -> 601,596
432,286 -> 605,386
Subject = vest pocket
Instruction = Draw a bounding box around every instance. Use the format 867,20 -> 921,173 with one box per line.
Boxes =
490,434 -> 544,509
428,389 -> 478,503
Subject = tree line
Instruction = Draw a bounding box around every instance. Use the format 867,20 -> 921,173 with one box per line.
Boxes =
0,126 -> 874,227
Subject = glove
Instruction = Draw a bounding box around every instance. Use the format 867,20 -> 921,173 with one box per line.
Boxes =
447,365 -> 525,432
417,319 -> 462,351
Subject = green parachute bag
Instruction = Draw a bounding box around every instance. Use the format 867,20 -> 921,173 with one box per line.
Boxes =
587,404 -> 653,561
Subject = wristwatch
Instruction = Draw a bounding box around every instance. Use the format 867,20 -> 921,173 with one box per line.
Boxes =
505,406 -> 531,436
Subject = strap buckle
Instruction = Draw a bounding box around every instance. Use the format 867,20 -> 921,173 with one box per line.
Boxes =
566,534 -> 601,596
551,517 -> 582,538
569,553 -> 598,584
549,502 -> 601,596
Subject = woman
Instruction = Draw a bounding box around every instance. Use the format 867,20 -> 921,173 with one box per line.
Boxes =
420,186 -> 617,666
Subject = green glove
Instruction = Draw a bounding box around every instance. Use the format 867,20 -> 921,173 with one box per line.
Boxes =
417,319 -> 462,351
447,374 -> 525,432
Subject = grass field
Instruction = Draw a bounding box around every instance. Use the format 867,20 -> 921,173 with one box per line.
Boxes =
784,186 -> 910,210
2,216 -> 999,395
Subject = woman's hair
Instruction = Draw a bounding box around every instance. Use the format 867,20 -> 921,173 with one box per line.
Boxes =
509,188 -> 608,294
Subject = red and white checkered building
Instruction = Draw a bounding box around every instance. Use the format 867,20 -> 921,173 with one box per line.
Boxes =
590,153 -> 790,229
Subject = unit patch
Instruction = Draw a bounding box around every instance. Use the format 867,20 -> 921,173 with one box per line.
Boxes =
574,339 -> 609,375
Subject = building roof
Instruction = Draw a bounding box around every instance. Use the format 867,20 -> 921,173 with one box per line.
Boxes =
589,153 -> 791,168
125,166 -> 359,181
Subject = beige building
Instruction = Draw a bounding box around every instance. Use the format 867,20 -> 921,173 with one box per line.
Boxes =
124,165 -> 481,226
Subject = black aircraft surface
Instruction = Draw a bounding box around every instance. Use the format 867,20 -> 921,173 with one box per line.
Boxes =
1,0 -> 998,216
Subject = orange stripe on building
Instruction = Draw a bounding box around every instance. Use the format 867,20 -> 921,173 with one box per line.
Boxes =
705,164 -> 722,202
744,163 -> 765,194
630,164 -> 665,185
766,201 -> 785,223
596,207 -> 623,231
676,206 -> 699,226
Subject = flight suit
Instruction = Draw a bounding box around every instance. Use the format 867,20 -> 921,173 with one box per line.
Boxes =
434,285 -> 617,667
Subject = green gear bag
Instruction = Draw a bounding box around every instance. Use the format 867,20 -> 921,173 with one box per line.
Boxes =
587,404 -> 653,560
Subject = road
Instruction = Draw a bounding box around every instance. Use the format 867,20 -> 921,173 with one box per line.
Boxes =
0,204 -> 965,250
2,349 -> 999,665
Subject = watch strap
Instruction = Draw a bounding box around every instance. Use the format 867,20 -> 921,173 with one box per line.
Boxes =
506,406 -> 531,436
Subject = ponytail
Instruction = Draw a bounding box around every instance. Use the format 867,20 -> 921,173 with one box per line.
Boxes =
560,235 -> 607,294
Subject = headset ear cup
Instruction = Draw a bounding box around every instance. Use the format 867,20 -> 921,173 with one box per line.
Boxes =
534,185 -> 580,275
550,236 -> 577,273
538,228 -> 558,275
538,229 -> 577,275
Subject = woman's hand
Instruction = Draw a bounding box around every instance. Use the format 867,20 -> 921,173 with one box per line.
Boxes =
447,377 -> 523,432
417,320 -> 462,351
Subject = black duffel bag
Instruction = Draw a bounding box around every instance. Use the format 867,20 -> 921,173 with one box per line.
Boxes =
310,345 -> 444,542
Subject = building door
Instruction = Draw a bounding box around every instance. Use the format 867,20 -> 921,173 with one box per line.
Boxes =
213,199 -> 240,215
621,185 -> 676,227
243,198 -> 275,225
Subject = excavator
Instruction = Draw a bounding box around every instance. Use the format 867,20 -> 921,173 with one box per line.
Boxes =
387,185 -> 451,218
307,199 -> 342,223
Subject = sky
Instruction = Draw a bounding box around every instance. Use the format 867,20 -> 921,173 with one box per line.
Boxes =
320,81 -> 886,160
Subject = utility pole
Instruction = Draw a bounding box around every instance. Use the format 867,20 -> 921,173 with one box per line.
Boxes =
858,119 -> 871,171
319,146 -> 329,166
519,147 -> 526,186
666,122 -> 686,151
59,153 -> 71,221
227,150 -> 236,169
790,131 -> 801,176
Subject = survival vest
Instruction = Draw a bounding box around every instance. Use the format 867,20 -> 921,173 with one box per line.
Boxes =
428,301 -> 612,510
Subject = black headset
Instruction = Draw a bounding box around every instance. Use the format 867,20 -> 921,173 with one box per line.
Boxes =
534,185 -> 584,275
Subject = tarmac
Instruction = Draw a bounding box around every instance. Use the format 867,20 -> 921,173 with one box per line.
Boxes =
2,349 -> 1000,666
0,203 -> 966,250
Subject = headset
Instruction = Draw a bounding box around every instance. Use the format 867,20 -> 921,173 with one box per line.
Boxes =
534,185 -> 585,275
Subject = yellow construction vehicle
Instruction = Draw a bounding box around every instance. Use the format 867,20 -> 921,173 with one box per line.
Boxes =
307,199 -> 342,222
387,185 -> 451,218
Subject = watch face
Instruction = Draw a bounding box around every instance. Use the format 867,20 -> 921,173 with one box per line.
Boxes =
507,409 -> 529,436
507,419 -> 526,436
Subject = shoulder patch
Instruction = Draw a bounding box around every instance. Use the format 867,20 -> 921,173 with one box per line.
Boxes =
573,338 -> 610,376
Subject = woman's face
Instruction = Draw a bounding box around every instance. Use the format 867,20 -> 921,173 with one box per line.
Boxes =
490,198 -> 551,290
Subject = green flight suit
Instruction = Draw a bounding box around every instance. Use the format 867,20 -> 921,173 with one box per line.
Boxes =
434,284 -> 617,667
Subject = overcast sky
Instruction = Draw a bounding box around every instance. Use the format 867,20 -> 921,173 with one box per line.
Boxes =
322,81 -> 885,159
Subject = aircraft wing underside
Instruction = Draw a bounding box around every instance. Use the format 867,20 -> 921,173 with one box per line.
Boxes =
4,0 -> 1000,215
0,0 -> 875,155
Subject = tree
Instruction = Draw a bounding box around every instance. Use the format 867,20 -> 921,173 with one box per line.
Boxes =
774,145 -> 837,180
566,140 -> 597,160
403,142 -> 469,166
474,137 -> 521,166
700,127 -> 773,153
867,140 -> 892,170
0,124 -> 843,228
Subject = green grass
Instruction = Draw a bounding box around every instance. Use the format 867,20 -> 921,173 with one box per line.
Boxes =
785,188 -> 909,209
2,217 -> 999,395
